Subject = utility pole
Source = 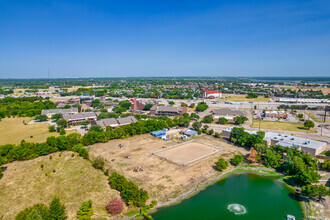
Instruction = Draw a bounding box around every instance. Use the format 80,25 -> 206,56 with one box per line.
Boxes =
259,118 -> 261,131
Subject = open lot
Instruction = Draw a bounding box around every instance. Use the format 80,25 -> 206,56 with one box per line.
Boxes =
218,94 -> 270,102
0,152 -> 119,219
0,117 -> 77,145
153,141 -> 221,166
88,134 -> 249,203
251,119 -> 317,133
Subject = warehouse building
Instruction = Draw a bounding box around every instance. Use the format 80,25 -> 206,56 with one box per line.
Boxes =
211,108 -> 245,120
150,105 -> 187,116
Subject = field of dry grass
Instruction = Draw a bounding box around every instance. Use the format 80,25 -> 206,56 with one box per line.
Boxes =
0,152 -> 119,219
218,94 -> 270,102
0,117 -> 77,145
88,134 -> 248,203
251,119 -> 317,133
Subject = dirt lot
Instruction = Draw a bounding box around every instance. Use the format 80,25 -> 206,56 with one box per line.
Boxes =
88,134 -> 249,203
154,141 -> 221,165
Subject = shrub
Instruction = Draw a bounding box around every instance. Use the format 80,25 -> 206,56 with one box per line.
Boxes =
48,125 -> 55,132
214,132 -> 221,138
0,169 -> 3,179
202,115 -> 214,123
60,128 -> 66,135
216,158 -> 228,171
15,203 -> 49,220
207,129 -> 214,135
231,154 -> 244,166
48,197 -> 67,220
107,198 -> 124,215
77,200 -> 93,220
92,157 -> 105,170
218,117 -> 228,124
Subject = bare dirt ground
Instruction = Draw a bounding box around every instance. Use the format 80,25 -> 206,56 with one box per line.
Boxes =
88,134 -> 249,203
154,141 -> 220,165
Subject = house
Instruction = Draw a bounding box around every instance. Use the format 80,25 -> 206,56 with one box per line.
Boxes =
95,116 -> 138,129
150,105 -> 187,116
41,108 -> 79,118
184,129 -> 198,136
62,112 -> 98,125
201,90 -> 222,99
211,108 -> 245,120
132,98 -> 158,112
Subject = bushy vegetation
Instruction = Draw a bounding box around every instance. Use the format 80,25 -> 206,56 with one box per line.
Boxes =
231,154 -> 244,166
77,200 -> 93,220
107,198 -> 124,215
233,116 -> 248,125
301,184 -> 330,201
196,102 -> 208,112
109,172 -> 149,207
229,127 -> 323,197
15,196 -> 67,220
202,115 -> 214,123
0,97 -> 56,119
216,158 -> 228,171
246,92 -> 258,98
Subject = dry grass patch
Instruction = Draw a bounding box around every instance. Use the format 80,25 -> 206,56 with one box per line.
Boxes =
0,117 -> 77,145
0,152 -> 119,219
251,119 -> 317,133
218,94 -> 269,102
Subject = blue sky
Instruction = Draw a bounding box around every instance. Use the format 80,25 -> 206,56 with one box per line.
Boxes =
0,0 -> 330,78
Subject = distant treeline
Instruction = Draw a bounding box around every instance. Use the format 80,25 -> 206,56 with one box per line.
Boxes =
0,97 -> 56,118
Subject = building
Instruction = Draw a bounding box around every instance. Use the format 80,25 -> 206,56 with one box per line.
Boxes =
62,112 -> 99,125
95,116 -> 138,129
150,105 -> 187,116
202,90 -> 222,99
184,129 -> 198,136
264,132 -> 326,157
41,108 -> 79,118
150,130 -> 166,137
132,98 -> 158,112
210,108 -> 245,120
277,98 -> 329,104
264,111 -> 287,119
222,127 -> 327,157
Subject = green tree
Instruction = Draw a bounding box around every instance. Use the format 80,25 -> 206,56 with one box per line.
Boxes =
302,184 -> 330,201
202,115 -> 214,123
77,200 -> 93,220
192,121 -> 202,130
92,157 -> 105,170
189,103 -> 195,108
15,204 -> 49,220
218,117 -> 228,124
89,125 -> 103,132
190,113 -> 200,120
143,103 -> 153,110
207,129 -> 214,135
216,158 -> 228,171
231,154 -> 244,166
168,101 -> 175,105
80,121 -> 90,126
91,99 -> 100,108
34,115 -> 48,122
196,102 -> 208,112
304,120 -> 315,130
59,128 -> 66,135
48,197 -> 67,220
51,113 -> 62,121
246,92 -> 258,98
321,159 -> 330,171
48,125 -> 55,132
56,119 -> 68,128
119,100 -> 132,109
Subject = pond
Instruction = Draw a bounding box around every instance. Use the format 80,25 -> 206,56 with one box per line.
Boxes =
153,173 -> 304,220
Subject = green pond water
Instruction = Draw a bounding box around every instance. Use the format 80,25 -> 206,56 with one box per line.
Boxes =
153,173 -> 304,220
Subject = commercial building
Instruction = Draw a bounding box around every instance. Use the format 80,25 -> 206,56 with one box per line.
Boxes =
222,127 -> 327,157
150,105 -> 187,116
62,112 -> 99,125
264,111 -> 287,119
202,90 -> 222,99
132,98 -> 158,112
95,116 -> 138,129
210,108 -> 245,120
277,98 -> 329,104
41,108 -> 79,118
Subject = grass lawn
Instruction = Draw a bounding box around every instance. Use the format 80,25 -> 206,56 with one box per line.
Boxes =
0,152 -> 119,219
218,94 -> 270,102
251,119 -> 317,133
0,117 -> 77,145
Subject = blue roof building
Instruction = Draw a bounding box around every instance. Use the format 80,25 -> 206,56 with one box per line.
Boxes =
150,130 -> 166,137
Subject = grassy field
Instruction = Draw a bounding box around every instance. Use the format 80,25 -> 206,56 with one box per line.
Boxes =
251,119 -> 317,133
218,94 -> 270,102
0,152 -> 119,219
0,117 -> 77,145
305,112 -> 330,123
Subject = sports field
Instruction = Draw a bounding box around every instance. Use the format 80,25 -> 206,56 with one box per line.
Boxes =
154,141 -> 221,166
